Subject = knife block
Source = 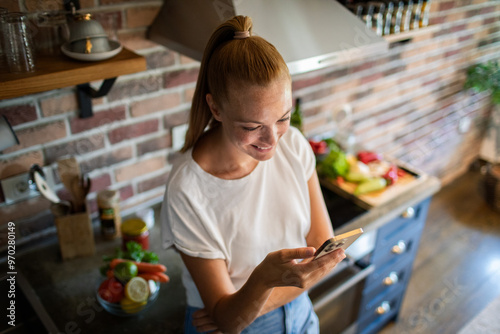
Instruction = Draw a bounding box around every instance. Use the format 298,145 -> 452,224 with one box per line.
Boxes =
54,210 -> 95,260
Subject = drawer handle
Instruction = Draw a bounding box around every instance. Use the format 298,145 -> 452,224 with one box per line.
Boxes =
391,240 -> 407,254
383,272 -> 399,286
401,207 -> 415,218
375,301 -> 391,315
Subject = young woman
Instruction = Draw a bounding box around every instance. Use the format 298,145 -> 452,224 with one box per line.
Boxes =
161,16 -> 345,333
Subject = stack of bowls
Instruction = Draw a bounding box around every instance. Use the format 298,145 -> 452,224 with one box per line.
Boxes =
68,13 -> 110,54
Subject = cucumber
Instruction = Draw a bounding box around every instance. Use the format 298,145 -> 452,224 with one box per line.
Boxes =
345,172 -> 371,183
354,177 -> 387,195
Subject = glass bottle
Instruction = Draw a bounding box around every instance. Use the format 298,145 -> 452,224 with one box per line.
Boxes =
413,0 -> 423,30
394,1 -> 405,34
403,0 -> 414,32
384,2 -> 394,36
420,0 -> 431,27
97,190 -> 121,240
376,3 -> 386,36
366,4 -> 375,30
290,98 -> 303,133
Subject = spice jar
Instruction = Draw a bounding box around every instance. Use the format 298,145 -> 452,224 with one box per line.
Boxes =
121,218 -> 149,250
97,190 -> 121,240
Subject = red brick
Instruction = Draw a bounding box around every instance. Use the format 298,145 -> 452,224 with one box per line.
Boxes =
126,6 -> 161,29
0,150 -> 43,179
107,76 -> 162,101
137,134 -> 172,156
40,93 -> 78,117
70,105 -> 126,134
88,173 -> 112,194
137,171 -> 169,193
184,87 -> 196,102
115,156 -> 165,182
484,17 -> 497,25
360,72 -> 383,85
0,0 -> 20,11
164,68 -> 199,89
80,146 -> 133,174
163,109 -> 189,128
108,119 -> 159,144
292,76 -> 323,91
119,184 -> 135,201
145,49 -> 176,70
130,93 -> 181,117
118,30 -> 159,51
44,133 -> 105,164
91,11 -> 123,40
23,0 -> 63,11
0,104 -> 37,126
4,121 -> 66,153
439,1 -> 455,11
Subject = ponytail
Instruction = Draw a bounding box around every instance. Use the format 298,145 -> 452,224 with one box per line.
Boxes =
181,15 -> 290,153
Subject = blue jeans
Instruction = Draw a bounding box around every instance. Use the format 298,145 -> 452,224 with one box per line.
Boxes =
184,292 -> 319,334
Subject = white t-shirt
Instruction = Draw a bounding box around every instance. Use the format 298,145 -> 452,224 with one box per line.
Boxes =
160,126 -> 316,308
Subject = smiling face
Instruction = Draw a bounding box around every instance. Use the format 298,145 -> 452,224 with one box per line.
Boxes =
207,76 -> 292,162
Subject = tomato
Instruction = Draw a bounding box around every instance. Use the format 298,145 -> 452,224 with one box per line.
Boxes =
98,277 -> 124,303
309,140 -> 328,155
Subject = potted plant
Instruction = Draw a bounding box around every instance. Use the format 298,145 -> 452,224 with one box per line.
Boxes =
464,60 -> 500,210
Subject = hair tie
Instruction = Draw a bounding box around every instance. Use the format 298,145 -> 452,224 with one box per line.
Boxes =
234,31 -> 250,39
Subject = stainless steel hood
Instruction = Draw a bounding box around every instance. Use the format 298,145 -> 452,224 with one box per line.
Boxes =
148,0 -> 388,75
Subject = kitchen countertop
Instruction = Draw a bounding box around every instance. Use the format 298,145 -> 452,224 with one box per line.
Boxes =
1,175 -> 440,334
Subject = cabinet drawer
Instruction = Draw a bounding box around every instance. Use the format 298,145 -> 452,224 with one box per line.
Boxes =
357,287 -> 405,334
362,256 -> 413,305
376,198 -> 431,243
371,220 -> 424,267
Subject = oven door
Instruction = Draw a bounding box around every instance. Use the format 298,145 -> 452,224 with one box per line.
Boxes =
309,259 -> 375,334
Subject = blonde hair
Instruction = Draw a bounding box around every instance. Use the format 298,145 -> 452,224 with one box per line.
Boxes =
181,15 -> 290,153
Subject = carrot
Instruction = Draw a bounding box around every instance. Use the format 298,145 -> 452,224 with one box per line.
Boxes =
154,272 -> 170,283
110,258 -> 167,273
138,273 -> 160,282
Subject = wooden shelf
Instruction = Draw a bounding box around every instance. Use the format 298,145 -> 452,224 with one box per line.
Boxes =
0,47 -> 147,100
383,25 -> 440,44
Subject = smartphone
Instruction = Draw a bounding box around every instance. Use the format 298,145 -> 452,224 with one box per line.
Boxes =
313,228 -> 364,260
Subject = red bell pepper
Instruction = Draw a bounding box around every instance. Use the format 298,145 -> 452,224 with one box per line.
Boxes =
309,140 -> 328,155
357,151 -> 382,164
383,164 -> 398,186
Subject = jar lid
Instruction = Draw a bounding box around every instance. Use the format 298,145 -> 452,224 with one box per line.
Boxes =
121,218 -> 148,236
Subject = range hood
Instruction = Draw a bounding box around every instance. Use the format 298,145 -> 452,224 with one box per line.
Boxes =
148,0 -> 388,75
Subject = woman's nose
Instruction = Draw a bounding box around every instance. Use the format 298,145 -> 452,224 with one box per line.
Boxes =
261,126 -> 278,146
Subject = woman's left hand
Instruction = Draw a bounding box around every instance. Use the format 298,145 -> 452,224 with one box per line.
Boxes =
192,308 -> 223,333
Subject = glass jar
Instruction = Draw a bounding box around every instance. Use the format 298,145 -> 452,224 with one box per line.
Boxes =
97,190 -> 121,240
121,218 -> 149,251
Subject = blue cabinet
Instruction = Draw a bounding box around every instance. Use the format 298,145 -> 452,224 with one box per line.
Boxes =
357,198 -> 431,334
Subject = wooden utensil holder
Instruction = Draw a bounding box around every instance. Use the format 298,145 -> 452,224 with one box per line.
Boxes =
55,210 -> 95,260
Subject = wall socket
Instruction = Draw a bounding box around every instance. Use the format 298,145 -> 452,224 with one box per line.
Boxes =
1,167 -> 55,205
172,124 -> 189,151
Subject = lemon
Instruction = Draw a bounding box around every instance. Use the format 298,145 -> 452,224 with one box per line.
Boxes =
125,277 -> 149,303
120,296 -> 147,314
114,261 -> 138,283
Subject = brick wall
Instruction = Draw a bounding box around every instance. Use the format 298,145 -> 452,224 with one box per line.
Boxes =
0,0 -> 499,248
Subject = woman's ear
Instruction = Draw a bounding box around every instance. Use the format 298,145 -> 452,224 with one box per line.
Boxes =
206,94 -> 222,122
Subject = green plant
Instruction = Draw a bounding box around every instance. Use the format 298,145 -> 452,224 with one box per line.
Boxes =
464,61 -> 500,105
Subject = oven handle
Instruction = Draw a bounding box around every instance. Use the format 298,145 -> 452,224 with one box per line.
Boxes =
313,264 -> 375,311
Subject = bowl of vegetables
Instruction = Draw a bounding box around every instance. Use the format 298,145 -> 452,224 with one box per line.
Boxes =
97,242 -> 169,316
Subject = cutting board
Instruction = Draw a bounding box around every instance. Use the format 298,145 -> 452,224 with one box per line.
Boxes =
320,162 -> 428,209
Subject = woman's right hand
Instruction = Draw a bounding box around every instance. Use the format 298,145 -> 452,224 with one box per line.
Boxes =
255,246 -> 345,290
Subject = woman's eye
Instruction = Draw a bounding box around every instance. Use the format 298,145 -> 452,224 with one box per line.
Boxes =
243,126 -> 259,131
278,117 -> 290,123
